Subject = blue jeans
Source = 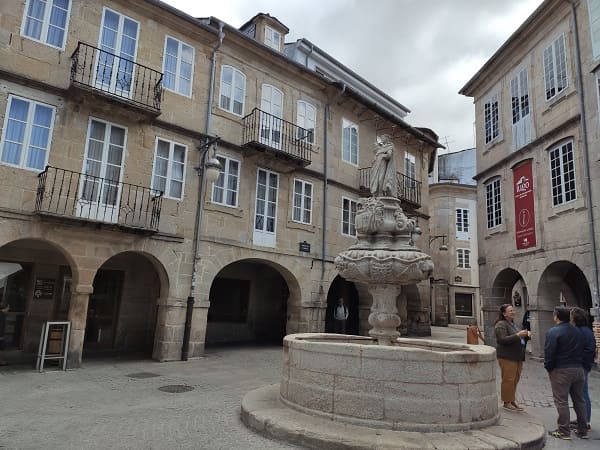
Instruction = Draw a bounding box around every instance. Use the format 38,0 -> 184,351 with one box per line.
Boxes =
584,370 -> 591,424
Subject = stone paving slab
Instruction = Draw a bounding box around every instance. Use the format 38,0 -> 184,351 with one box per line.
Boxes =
241,384 -> 545,450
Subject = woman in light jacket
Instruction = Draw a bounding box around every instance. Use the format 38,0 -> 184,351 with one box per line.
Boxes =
494,303 -> 530,411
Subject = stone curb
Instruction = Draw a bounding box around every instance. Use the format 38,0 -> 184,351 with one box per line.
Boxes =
241,384 -> 546,450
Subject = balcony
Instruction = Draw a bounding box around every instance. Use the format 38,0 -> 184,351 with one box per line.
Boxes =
35,166 -> 163,233
241,108 -> 312,167
359,167 -> 422,208
70,42 -> 163,115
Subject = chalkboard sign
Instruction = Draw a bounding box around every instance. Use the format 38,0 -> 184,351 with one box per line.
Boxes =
36,321 -> 70,371
34,278 -> 55,300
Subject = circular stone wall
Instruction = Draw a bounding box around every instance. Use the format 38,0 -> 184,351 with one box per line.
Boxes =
280,333 -> 499,432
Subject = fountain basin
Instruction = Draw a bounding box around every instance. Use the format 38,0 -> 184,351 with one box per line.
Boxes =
280,333 -> 499,432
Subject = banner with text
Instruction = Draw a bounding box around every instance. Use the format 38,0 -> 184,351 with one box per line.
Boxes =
513,160 -> 537,250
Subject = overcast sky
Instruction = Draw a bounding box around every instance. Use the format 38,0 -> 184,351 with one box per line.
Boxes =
162,0 -> 543,153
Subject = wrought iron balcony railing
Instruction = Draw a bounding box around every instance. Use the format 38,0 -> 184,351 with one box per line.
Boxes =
35,166 -> 163,232
241,108 -> 312,166
70,41 -> 163,113
359,167 -> 422,207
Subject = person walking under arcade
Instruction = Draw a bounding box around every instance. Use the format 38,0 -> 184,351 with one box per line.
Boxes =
544,306 -> 588,440
494,304 -> 529,412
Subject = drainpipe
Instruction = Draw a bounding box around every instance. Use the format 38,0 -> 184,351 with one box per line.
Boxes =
569,1 -> 600,328
182,21 -> 225,361
319,83 -> 346,324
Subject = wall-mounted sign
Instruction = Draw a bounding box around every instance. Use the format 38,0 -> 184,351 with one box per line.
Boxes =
34,278 -> 55,300
299,241 -> 311,253
454,276 -> 463,283
513,160 -> 537,250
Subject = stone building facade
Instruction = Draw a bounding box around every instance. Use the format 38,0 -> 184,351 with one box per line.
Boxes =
460,0 -> 600,356
0,0 -> 440,368
428,148 -> 479,327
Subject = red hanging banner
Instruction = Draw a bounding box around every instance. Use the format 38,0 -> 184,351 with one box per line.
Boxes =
513,160 -> 537,250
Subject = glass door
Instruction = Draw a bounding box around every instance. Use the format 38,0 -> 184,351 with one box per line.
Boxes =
95,8 -> 139,98
253,168 -> 279,247
259,84 -> 283,149
77,119 -> 126,223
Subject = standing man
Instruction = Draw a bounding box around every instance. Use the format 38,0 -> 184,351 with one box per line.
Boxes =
570,307 -> 596,432
544,306 -> 588,440
334,298 -> 349,334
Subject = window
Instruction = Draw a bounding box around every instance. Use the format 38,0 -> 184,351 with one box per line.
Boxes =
544,34 -> 568,101
219,66 -> 246,116
485,178 -> 502,228
292,179 -> 312,224
457,249 -> 471,269
405,152 -> 416,179
211,155 -> 239,207
163,36 -> 194,97
264,25 -> 281,51
484,94 -> 499,144
342,197 -> 357,236
455,293 -> 473,317
342,119 -> 358,165
1,95 -> 55,171
152,138 -> 187,200
589,0 -> 600,59
549,141 -> 576,206
456,208 -> 469,240
510,68 -> 531,149
22,0 -> 71,49
297,101 -> 316,144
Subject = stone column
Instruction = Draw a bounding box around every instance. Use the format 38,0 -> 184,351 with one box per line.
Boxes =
368,284 -> 402,345
153,297 -> 187,361
67,285 -> 93,368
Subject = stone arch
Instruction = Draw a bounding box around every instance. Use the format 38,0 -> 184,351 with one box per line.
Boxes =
482,268 -> 527,343
205,256 -> 302,345
537,261 -> 592,310
0,238 -> 78,361
325,275 -> 359,335
83,250 -> 169,358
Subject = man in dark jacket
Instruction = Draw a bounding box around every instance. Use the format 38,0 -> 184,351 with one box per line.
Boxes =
570,307 -> 596,432
544,306 -> 588,440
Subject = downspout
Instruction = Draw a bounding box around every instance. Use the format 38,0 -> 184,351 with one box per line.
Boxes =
320,83 -> 345,322
182,21 -> 224,361
569,1 -> 600,326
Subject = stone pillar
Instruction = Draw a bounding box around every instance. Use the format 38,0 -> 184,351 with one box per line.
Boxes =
153,297 -> 187,361
188,302 -> 209,358
67,285 -> 93,368
368,284 -> 401,345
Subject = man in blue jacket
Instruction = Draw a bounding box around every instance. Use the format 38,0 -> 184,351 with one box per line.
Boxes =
544,306 -> 587,440
570,307 -> 596,432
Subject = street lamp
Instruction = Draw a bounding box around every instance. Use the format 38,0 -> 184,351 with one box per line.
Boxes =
429,235 -> 448,251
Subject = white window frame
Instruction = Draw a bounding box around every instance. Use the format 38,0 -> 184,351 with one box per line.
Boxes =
589,0 -> 600,59
456,208 -> 469,241
342,119 -> 359,166
151,137 -> 187,200
21,0 -> 72,50
549,141 -> 577,206
484,93 -> 499,145
543,33 -> 568,101
457,248 -> 471,269
596,72 -> 600,119
485,178 -> 502,229
211,155 -> 240,208
296,100 -> 316,145
0,95 -> 56,172
341,197 -> 357,237
162,35 -> 194,97
510,68 -> 531,150
218,65 -> 246,116
292,179 -> 313,224
264,25 -> 281,51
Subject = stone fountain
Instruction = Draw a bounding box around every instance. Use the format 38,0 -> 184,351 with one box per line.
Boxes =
241,137 -> 545,449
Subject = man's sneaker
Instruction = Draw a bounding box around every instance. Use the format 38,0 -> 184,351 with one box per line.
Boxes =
548,430 -> 571,440
574,430 -> 589,439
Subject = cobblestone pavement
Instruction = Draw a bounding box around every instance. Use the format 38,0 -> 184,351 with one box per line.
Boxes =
0,328 -> 598,449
